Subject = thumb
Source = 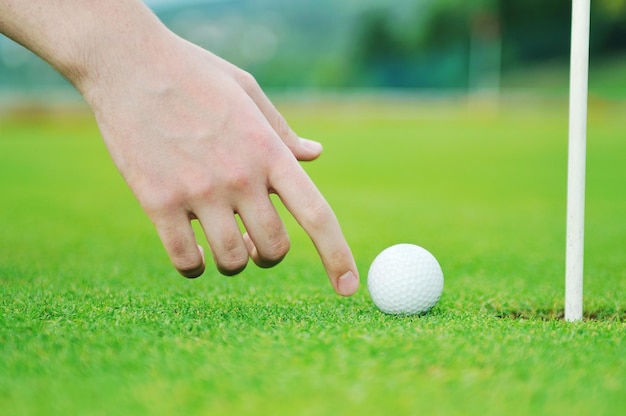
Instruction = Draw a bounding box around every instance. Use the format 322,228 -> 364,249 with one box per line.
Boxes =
291,137 -> 323,161
231,68 -> 323,161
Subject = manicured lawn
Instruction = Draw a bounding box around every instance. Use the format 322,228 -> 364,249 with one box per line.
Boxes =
1,98 -> 625,415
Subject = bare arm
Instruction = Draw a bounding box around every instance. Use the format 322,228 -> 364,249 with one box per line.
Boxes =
0,0 -> 359,296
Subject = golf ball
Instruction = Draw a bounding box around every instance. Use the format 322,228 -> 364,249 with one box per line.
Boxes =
368,244 -> 444,315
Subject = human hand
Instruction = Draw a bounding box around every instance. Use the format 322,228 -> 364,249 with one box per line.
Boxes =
81,35 -> 359,296
0,0 -> 359,295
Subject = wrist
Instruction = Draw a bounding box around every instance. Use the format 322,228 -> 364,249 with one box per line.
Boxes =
59,3 -> 174,98
0,0 -> 174,98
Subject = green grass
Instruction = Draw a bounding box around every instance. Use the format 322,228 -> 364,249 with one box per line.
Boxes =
1,98 -> 625,416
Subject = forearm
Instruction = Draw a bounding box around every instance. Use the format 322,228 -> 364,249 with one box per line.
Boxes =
0,0 -> 172,92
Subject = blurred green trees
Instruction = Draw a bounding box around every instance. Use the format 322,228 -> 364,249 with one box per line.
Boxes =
350,0 -> 626,89
2,0 -> 626,94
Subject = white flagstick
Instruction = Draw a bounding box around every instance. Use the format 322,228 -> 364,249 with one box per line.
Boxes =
565,0 -> 590,322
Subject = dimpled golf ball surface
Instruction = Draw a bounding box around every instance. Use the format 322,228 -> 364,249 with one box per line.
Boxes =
368,244 -> 444,315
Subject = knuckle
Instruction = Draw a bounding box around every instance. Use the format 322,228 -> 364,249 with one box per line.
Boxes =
141,188 -> 186,218
235,69 -> 259,92
225,169 -> 252,193
172,253 -> 204,278
245,127 -> 280,156
273,113 -> 293,140
303,200 -> 335,230
216,240 -> 249,276
326,247 -> 352,269
221,232 -> 242,253
217,255 -> 248,276
140,169 -> 218,213
190,180 -> 217,204
262,236 -> 290,265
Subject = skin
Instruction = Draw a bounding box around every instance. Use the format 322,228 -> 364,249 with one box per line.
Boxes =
0,0 -> 359,296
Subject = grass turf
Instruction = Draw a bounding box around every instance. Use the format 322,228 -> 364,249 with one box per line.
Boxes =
1,98 -> 625,415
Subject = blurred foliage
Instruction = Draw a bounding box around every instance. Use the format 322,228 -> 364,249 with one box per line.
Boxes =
349,0 -> 626,89
2,0 -> 626,94
598,0 -> 626,14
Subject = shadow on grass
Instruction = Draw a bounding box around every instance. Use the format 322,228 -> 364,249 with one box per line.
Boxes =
489,307 -> 626,322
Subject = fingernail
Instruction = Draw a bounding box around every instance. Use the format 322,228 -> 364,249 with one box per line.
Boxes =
197,244 -> 205,262
337,271 -> 359,296
302,138 -> 323,153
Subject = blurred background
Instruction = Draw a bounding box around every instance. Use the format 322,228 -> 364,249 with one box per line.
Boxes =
1,0 -> 626,105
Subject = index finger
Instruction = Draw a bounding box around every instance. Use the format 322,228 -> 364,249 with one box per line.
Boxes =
270,155 -> 359,296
